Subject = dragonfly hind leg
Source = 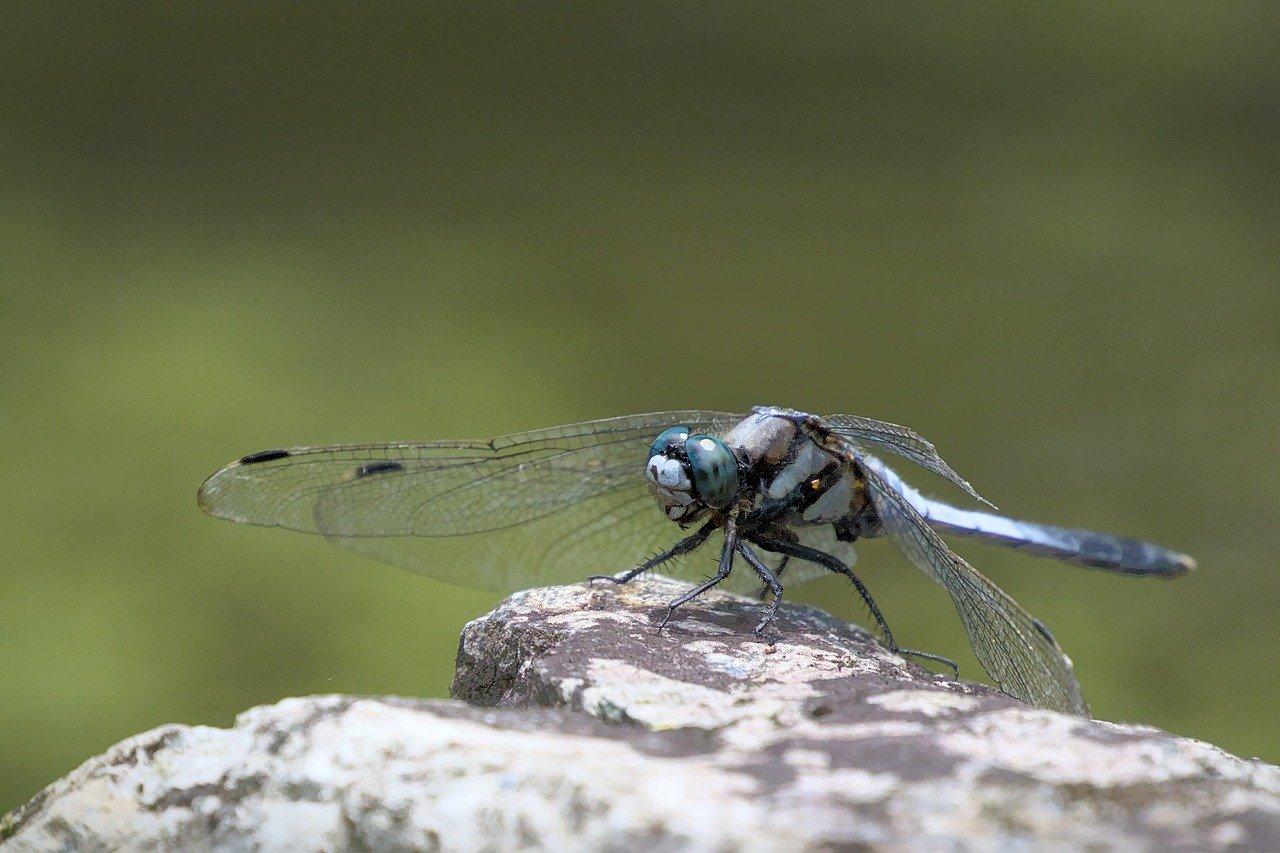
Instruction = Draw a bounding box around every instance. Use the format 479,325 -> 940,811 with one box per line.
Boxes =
737,542 -> 783,637
750,534 -> 959,676
754,554 -> 789,601
898,647 -> 960,677
588,521 -> 714,586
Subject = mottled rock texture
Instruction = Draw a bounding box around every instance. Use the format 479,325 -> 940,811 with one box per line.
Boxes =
6,576 -> 1279,850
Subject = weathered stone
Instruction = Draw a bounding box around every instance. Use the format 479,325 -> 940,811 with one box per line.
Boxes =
6,576 -> 1279,850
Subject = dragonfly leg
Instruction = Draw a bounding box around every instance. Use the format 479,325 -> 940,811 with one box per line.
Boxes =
589,521 -> 714,586
750,534 -> 958,675
737,542 -> 783,636
897,648 -> 960,677
750,535 -> 894,638
657,517 -> 738,631
755,554 -> 789,601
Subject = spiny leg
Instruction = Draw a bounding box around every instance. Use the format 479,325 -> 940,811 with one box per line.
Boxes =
737,542 -> 783,635
589,521 -> 714,585
775,554 -> 791,580
755,554 -> 789,601
750,534 -> 958,675
657,516 -> 738,631
750,535 -> 893,638
890,646 -> 959,675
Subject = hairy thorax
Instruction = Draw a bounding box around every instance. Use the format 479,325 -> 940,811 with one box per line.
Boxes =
724,410 -> 864,528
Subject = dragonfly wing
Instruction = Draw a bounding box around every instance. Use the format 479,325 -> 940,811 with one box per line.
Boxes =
320,484 -> 795,594
859,456 -> 1089,715
197,410 -> 742,591
821,413 -> 993,507
318,482 -> 696,591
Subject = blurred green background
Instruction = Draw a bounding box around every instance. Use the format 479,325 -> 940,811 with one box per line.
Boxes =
3,3 -> 1277,811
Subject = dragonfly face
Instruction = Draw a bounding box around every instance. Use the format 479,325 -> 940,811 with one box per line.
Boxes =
199,405 -> 1195,718
644,426 -> 740,524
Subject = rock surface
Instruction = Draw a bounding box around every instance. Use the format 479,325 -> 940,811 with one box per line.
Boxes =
6,576 -> 1279,850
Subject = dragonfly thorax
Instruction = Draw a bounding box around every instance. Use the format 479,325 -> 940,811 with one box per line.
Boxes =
722,409 -> 854,526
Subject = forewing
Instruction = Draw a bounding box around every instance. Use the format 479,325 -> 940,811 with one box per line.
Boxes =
318,482 -> 700,591
197,410 -> 741,591
324,492 -> 841,596
860,458 -> 1089,715
822,413 -> 993,507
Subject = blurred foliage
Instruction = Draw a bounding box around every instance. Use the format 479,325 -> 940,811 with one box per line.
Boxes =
2,2 -> 1278,811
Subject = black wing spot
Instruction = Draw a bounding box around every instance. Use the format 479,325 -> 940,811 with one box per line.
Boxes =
239,449 -> 291,465
354,460 -> 406,478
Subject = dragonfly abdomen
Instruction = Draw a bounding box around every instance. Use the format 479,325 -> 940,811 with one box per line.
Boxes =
861,456 -> 1195,577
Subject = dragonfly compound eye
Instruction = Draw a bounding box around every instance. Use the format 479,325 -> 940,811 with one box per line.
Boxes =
684,434 -> 740,509
648,425 -> 691,460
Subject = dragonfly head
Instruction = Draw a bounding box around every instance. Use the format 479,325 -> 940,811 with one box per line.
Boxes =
645,426 -> 741,523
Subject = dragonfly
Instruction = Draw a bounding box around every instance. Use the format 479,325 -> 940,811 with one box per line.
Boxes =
197,406 -> 1194,716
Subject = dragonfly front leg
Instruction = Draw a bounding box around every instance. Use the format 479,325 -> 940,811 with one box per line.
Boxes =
657,516 -> 738,631
589,521 -> 715,586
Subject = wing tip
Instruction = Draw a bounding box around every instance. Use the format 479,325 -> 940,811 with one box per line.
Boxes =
196,473 -> 228,519
198,447 -> 298,518
196,457 -> 249,519
196,485 -> 215,516
965,483 -> 998,511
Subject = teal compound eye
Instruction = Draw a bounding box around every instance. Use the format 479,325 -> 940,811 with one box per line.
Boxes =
684,434 -> 740,509
648,426 -> 691,460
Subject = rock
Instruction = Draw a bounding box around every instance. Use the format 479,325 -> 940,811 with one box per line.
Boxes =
5,575 -> 1279,850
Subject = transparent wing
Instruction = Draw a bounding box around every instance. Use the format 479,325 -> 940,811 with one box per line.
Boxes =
859,454 -> 1089,715
328,493 -> 822,596
198,410 -> 742,591
315,486 -> 854,595
321,481 -> 726,591
821,413 -> 994,507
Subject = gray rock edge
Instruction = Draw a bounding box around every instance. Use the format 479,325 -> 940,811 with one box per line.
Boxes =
6,576 -> 1278,850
